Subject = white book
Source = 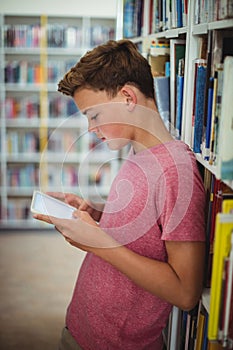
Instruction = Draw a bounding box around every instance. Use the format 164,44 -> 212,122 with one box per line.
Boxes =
216,56 -> 233,181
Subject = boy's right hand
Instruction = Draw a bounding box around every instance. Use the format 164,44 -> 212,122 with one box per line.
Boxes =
46,192 -> 103,222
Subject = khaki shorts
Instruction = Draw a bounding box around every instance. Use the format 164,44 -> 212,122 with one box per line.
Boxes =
58,327 -> 83,350
58,326 -> 167,350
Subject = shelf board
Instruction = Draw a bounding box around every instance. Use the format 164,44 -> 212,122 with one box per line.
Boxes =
192,23 -> 208,35
208,18 -> 233,30
46,152 -> 81,163
0,218 -> 53,230
5,83 -> 47,92
7,153 -> 41,162
149,27 -> 187,39
195,153 -> 217,175
5,118 -> 85,128
6,119 -> 40,128
4,47 -> 41,55
193,19 -> 233,35
6,187 -> 34,196
195,153 -> 233,190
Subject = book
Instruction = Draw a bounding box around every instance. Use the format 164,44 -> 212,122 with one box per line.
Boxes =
208,213 -> 233,341
216,56 -> 233,181
203,76 -> 214,160
153,76 -> 170,130
193,60 -> 207,153
195,305 -> 206,350
219,199 -> 233,347
169,39 -> 186,131
176,0 -> 183,27
209,65 -> 224,166
175,57 -> 185,139
123,0 -> 143,38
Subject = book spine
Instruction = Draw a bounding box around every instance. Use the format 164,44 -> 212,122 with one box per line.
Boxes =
193,63 -> 207,153
216,56 -> 233,181
175,57 -> 185,139
203,76 -> 214,160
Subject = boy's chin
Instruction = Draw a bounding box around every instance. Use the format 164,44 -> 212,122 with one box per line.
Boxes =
106,139 -> 129,151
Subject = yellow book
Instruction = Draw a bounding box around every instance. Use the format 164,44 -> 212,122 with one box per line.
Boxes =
208,213 -> 233,341
222,199 -> 233,214
195,312 -> 205,350
208,341 -> 223,349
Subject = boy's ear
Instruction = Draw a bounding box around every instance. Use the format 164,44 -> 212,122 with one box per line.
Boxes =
120,86 -> 137,111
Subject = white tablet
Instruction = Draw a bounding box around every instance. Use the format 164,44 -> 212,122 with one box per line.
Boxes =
31,190 -> 76,219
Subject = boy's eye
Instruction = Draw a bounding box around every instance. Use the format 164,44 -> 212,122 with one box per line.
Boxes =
91,114 -> 98,120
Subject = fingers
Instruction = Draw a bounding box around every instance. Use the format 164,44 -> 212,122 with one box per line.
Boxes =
79,199 -> 91,211
33,213 -> 54,225
45,192 -> 66,200
64,193 -> 83,208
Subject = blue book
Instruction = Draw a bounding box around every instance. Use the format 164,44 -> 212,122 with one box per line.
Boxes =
175,74 -> 184,139
204,77 -> 214,159
176,0 -> 183,27
123,0 -> 135,38
193,65 -> 207,153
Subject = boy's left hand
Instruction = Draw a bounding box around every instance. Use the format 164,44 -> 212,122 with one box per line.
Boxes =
33,210 -> 116,252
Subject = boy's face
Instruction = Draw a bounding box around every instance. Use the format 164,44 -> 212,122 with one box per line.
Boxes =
73,88 -> 134,150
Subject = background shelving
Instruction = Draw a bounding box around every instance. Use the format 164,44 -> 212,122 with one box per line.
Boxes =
0,13 -> 117,229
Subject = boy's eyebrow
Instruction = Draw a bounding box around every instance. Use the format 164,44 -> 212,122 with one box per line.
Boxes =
82,108 -> 92,115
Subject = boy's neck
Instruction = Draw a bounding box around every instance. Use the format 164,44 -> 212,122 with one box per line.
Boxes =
130,106 -> 174,153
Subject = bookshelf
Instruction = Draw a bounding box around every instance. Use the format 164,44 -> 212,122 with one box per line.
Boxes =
120,0 -> 233,349
0,13 -> 118,229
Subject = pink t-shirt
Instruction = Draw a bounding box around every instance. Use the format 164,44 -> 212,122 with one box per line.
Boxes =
66,140 -> 206,350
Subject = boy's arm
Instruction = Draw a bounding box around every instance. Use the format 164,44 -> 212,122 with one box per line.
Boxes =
33,211 -> 205,311
93,240 -> 205,311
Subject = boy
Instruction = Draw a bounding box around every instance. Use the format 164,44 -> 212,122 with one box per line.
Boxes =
34,40 -> 206,349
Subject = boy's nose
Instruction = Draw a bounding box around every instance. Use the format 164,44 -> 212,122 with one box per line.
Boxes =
88,122 -> 100,134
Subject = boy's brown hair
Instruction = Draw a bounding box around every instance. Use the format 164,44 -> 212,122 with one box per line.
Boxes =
58,39 -> 155,99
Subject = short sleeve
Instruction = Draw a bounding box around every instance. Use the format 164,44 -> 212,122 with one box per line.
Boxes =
156,159 -> 206,242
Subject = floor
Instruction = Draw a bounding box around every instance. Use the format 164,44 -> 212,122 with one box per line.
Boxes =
0,230 -> 86,350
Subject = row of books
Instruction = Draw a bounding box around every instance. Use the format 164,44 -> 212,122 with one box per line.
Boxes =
4,163 -> 112,221
7,199 -> 32,220
150,0 -> 189,33
6,130 -> 84,155
152,38 -> 186,138
5,96 -> 78,119
123,0 -> 188,38
180,301 -> 225,350
123,0 -> 233,39
6,131 -> 39,154
5,59 -> 76,84
4,23 -> 115,48
5,130 -> 109,156
208,207 -> 233,347
47,130 -> 81,154
191,38 -> 233,181
203,170 -> 233,288
194,0 -> 233,24
202,168 -> 233,348
173,171 -> 233,349
7,164 -> 39,187
6,162 -> 112,191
